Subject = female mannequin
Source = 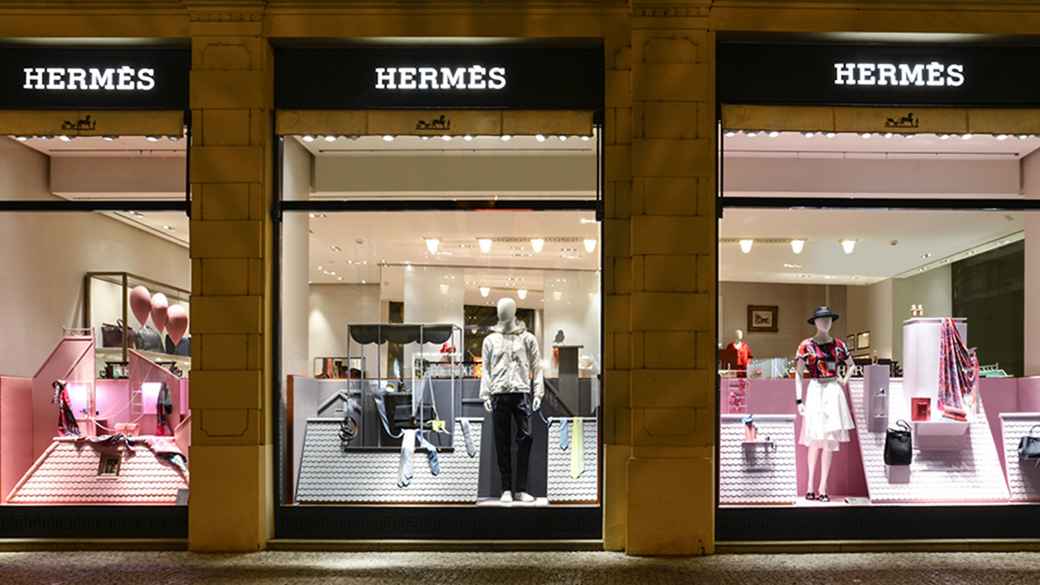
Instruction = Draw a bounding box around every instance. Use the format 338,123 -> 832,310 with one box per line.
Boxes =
724,329 -> 752,370
795,306 -> 856,502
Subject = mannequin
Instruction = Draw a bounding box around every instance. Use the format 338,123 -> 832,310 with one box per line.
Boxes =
795,306 -> 856,503
724,329 -> 753,370
480,297 -> 544,503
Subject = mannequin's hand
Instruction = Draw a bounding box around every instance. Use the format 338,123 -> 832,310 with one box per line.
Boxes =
532,397 -> 542,411
484,399 -> 493,413
797,403 -> 806,416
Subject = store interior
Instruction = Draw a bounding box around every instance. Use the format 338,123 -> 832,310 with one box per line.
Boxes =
280,131 -> 602,507
719,124 -> 1040,507
0,133 -> 191,506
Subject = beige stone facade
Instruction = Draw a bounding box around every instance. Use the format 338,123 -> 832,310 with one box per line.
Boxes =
1,0 -> 1040,555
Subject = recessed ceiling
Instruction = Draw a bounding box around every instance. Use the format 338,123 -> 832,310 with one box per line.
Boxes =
294,133 -> 596,156
724,131 -> 1040,159
720,208 -> 1023,285
16,135 -> 185,158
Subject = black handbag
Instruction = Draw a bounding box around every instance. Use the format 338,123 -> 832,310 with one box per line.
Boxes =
164,334 -> 191,356
884,419 -> 913,466
134,325 -> 164,352
101,320 -> 133,348
1018,424 -> 1040,463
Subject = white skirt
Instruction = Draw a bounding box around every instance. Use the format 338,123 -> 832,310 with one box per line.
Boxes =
799,379 -> 856,452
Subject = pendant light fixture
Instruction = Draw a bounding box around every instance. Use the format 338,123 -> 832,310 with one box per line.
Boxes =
478,238 -> 493,254
425,238 -> 440,255
530,238 -> 545,254
841,239 -> 857,255
790,239 -> 806,255
583,238 -> 597,254
517,289 -> 528,300
739,239 -> 754,254
479,286 -> 491,298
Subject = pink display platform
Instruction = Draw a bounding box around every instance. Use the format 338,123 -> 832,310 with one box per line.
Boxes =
2,335 -> 191,504
720,376 -> 1040,505
5,436 -> 188,505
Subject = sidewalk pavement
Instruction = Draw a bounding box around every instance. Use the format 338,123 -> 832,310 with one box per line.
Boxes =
2,551 -> 1040,584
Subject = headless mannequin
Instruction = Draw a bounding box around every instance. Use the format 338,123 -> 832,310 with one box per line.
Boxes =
481,297 -> 543,504
732,329 -> 745,350
795,316 -> 854,501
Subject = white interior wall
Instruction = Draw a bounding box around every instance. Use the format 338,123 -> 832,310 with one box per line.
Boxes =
281,139 -> 312,377
0,139 -> 190,377
543,271 -> 601,375
404,266 -> 464,376
1022,150 -> 1040,376
308,284 -> 382,376
314,153 -> 594,198
845,279 -> 894,360
891,266 -> 953,361
52,156 -> 185,199
723,156 -> 1020,197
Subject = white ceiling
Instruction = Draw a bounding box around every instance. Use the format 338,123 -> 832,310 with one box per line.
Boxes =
720,208 -> 1023,285
16,135 -> 185,158
724,131 -> 1040,159
294,133 -> 595,156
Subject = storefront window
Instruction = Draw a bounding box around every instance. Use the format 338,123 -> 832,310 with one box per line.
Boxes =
278,132 -> 602,510
718,127 -> 1039,509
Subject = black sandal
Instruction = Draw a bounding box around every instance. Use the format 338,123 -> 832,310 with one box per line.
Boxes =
805,492 -> 817,501
818,494 -> 830,502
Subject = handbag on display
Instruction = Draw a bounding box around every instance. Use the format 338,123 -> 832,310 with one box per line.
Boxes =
101,320 -> 134,348
135,325 -> 164,352
164,334 -> 191,356
884,419 -> 913,466
1018,424 -> 1040,464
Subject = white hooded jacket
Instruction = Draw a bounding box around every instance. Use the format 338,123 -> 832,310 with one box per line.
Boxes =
479,319 -> 544,401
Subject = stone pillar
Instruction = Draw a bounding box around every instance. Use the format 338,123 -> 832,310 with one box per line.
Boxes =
602,15 -> 634,552
624,2 -> 716,555
186,5 -> 273,551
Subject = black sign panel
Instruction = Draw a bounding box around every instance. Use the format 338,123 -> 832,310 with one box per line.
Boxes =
0,47 -> 189,110
275,44 -> 603,110
718,42 -> 1040,107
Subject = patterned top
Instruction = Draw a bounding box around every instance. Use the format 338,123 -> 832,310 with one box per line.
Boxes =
796,337 -> 850,379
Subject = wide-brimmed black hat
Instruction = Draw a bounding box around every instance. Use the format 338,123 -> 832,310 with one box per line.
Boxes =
808,306 -> 840,325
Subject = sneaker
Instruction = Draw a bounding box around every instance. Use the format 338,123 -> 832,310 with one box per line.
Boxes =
499,490 -> 513,503
515,491 -> 536,503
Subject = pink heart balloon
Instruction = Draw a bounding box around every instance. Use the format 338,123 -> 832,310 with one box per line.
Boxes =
167,304 -> 189,346
151,293 -> 169,332
129,286 -> 152,326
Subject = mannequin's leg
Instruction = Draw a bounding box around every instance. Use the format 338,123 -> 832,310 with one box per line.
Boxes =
513,395 -> 534,494
806,444 -> 820,494
819,445 -> 835,496
491,396 -> 513,494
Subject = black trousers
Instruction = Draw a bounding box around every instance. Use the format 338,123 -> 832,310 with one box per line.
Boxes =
492,393 -> 533,493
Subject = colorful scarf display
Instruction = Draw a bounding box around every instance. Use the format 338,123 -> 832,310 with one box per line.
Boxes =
937,318 -> 979,414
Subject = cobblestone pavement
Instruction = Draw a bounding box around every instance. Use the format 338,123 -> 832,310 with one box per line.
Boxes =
1,551 -> 1040,585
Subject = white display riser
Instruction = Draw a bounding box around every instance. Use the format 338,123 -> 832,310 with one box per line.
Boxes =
719,414 -> 797,505
1000,413 -> 1040,502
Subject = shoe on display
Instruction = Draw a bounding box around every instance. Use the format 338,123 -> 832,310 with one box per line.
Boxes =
499,491 -> 513,503
515,491 -> 536,503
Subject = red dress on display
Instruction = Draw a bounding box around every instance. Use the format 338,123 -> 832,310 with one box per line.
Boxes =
725,342 -> 753,369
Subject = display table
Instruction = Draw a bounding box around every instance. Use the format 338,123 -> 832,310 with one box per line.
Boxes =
719,414 -> 797,505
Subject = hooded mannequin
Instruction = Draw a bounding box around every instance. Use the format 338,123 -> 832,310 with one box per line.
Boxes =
480,297 -> 543,503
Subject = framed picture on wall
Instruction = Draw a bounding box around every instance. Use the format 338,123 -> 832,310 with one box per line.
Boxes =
847,335 -> 857,351
747,305 -> 778,333
857,331 -> 871,350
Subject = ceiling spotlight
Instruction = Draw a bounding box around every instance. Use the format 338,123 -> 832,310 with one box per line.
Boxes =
961,133 -> 972,140
841,239 -> 857,254
1018,134 -> 1030,140
463,135 -> 473,141
583,238 -> 597,254
581,135 -> 590,141
530,238 -> 545,254
500,135 -> 512,142
517,289 -> 528,300
767,131 -> 780,138
536,134 -> 547,142
826,132 -> 837,138
382,135 -> 394,142
996,134 -> 1009,141
59,135 -> 72,142
883,132 -> 893,139
553,291 -> 563,301
746,131 -> 758,138
861,133 -> 872,139
421,136 -> 430,141
939,134 -> 951,140
338,276 -> 343,281
441,135 -> 452,141
361,279 -> 366,284
803,132 -> 815,138
479,286 -> 491,298
559,135 -> 568,142
790,239 -> 806,254
302,135 -> 315,143
15,136 -> 27,142
162,225 -> 175,231
146,136 -> 159,142
439,284 -> 449,295
478,238 -> 493,254
724,131 -> 737,138
739,239 -> 754,254
324,135 -> 336,142
425,238 -> 440,255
